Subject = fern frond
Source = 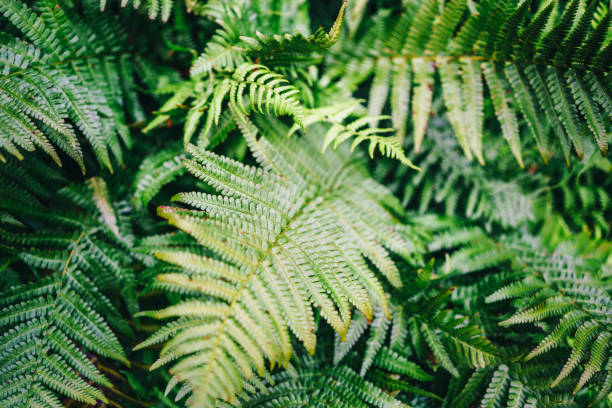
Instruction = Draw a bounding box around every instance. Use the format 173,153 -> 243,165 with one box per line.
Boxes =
147,63 -> 305,146
487,241 -> 612,393
102,0 -> 174,21
132,149 -> 186,210
381,117 -> 536,227
0,167 -> 138,407
324,0 -> 612,165
0,0 -> 143,171
241,353 -> 409,408
228,63 -> 304,124
293,100 -> 418,169
192,0 -> 345,75
137,118 -> 413,405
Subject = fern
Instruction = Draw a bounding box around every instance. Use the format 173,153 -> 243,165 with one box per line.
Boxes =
144,1 -> 346,147
193,0 -> 346,75
136,115 -> 414,405
324,0 -> 612,165
144,62 -> 305,146
291,100 -> 419,169
378,115 -> 537,228
237,341 -> 410,408
2,1 -> 612,407
487,241 -> 612,396
0,0 -> 144,172
333,260 -> 499,382
444,359 -> 579,408
0,160 -> 138,407
132,148 -> 187,210
101,0 -> 175,21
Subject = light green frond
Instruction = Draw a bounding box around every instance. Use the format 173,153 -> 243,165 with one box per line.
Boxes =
137,121 -> 412,404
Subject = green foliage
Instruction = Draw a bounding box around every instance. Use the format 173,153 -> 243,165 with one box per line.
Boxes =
143,1 -> 346,148
293,100 -> 419,170
324,0 -> 612,165
236,337 -> 410,408
333,261 -> 500,382
378,115 -> 537,228
132,148 -> 186,210
488,240 -> 612,396
101,0 -> 175,21
1,1 -> 612,407
0,0 -> 144,172
136,117 -> 414,405
0,159 -> 138,406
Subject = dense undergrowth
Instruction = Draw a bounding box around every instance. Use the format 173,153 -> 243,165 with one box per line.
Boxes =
0,0 -> 611,407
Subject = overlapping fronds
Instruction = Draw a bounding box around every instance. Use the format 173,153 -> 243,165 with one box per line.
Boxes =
379,116 -> 537,228
190,0 -> 345,75
324,0 -> 612,166
236,351 -> 410,408
144,63 -> 305,146
143,1 -> 347,148
419,225 -> 612,406
487,241 -> 612,398
136,115 -> 414,405
290,100 -> 418,169
2,1 -> 612,407
444,360 -> 582,408
132,149 -> 186,210
334,259 -> 499,383
543,153 -> 612,237
0,160 -> 138,407
0,0 -> 144,172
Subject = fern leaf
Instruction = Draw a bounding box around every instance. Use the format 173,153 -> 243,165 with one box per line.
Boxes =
334,310 -> 370,364
566,69 -> 608,155
482,63 -> 523,168
481,365 -> 510,408
367,57 -> 391,128
360,308 -> 389,376
525,64 -> 572,165
422,322 -> 459,377
505,64 -> 549,161
439,59 -> 471,159
0,170 -> 137,406
132,150 -> 187,210
374,347 -> 434,382
411,57 -> 434,153
426,0 -> 467,54
461,57 -> 485,164
138,120 -> 412,405
402,0 -> 438,54
545,66 -> 585,159
390,57 -> 412,140
0,1 -> 142,171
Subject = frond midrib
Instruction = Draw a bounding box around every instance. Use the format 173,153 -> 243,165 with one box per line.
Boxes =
193,187 -> 321,391
183,144 -> 358,393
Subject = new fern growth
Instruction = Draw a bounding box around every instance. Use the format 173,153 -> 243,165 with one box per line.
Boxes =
144,1 -> 346,147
